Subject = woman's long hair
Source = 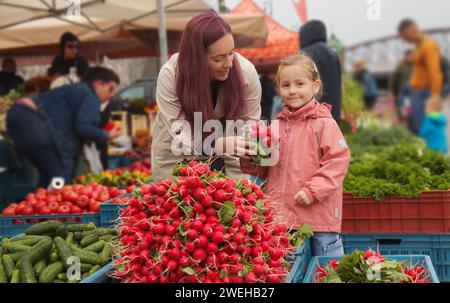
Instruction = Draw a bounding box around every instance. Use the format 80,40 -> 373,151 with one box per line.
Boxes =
176,11 -> 246,128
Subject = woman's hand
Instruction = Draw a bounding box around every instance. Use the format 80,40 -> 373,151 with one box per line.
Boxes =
108,127 -> 121,140
294,190 -> 311,206
215,136 -> 257,157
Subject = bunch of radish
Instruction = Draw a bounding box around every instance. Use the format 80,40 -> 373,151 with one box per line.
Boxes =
112,161 -> 294,283
246,123 -> 279,166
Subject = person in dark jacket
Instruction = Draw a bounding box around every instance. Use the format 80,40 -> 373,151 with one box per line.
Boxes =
96,100 -> 119,169
299,20 -> 342,122
259,73 -> 277,120
7,67 -> 121,187
0,58 -> 24,96
353,59 -> 378,110
49,32 -> 89,78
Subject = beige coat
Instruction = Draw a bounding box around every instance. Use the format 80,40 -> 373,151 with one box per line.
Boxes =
152,52 -> 262,181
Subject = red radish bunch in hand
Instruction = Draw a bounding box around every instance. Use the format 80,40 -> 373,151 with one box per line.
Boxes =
112,165 -> 294,283
1,184 -> 128,221
246,123 -> 279,166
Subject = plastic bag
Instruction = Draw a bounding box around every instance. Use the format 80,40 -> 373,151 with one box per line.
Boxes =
83,142 -> 103,173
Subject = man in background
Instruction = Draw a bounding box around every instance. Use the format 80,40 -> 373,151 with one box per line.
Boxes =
0,58 -> 24,96
398,19 -> 443,134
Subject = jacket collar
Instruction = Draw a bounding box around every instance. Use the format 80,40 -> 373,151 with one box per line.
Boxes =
277,99 -> 332,121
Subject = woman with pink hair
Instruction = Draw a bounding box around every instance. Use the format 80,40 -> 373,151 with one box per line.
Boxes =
152,11 -> 262,181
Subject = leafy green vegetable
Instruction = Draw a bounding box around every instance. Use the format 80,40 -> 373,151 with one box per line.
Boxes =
344,126 -> 450,200
289,224 -> 314,250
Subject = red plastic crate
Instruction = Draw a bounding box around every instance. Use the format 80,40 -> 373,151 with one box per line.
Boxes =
342,191 -> 450,233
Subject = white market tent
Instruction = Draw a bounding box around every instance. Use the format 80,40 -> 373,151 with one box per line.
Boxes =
0,0 -> 268,62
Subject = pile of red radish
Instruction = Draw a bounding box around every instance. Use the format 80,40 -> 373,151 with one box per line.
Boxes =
112,161 -> 294,283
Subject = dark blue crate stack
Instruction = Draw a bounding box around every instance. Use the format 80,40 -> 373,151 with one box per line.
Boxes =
286,239 -> 312,283
303,255 -> 440,283
108,155 -> 134,170
99,194 -> 131,228
342,234 -> 450,282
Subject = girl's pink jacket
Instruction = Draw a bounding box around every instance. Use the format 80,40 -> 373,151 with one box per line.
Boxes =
253,100 -> 350,233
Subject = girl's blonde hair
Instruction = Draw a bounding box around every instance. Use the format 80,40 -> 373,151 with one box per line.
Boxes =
276,52 -> 323,98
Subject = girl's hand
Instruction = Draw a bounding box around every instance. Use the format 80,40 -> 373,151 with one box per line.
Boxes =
239,156 -> 259,175
294,190 -> 311,206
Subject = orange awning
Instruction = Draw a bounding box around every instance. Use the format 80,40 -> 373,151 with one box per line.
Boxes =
233,0 -> 299,70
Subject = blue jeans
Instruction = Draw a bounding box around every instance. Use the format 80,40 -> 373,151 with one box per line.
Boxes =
409,89 -> 430,135
311,232 -> 344,257
7,104 -> 74,187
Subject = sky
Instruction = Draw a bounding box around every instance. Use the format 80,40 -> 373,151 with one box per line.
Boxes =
211,0 -> 450,47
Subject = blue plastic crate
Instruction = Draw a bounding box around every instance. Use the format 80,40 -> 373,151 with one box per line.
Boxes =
286,239 -> 312,283
342,233 -> 450,282
0,213 -> 101,238
108,155 -> 134,170
80,262 -> 113,283
303,255 -> 440,283
99,194 -> 131,228
108,155 -> 123,170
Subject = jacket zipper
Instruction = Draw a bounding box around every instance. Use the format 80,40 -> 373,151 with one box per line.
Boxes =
282,118 -> 294,193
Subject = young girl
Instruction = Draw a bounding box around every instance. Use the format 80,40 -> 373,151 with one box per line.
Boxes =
241,53 -> 351,256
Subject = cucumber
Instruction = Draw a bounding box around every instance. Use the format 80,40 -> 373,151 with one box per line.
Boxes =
2,254 -> 15,280
1,237 -> 10,254
10,269 -> 20,283
16,255 -> 26,269
30,239 -> 54,263
0,257 -> 7,283
54,237 -> 73,269
80,234 -> 99,248
57,272 -> 67,281
80,263 -> 94,273
83,228 -> 116,238
67,222 -> 96,233
34,259 -> 46,277
81,271 -> 91,280
70,245 -> 101,265
11,235 -> 50,244
39,261 -> 64,283
99,243 -> 113,266
1,237 -> 9,247
99,234 -> 114,242
65,232 -> 74,245
20,259 -> 37,283
4,243 -> 32,253
25,221 -> 63,235
88,265 -> 100,275
73,232 -> 83,243
84,240 -> 105,253
6,251 -> 26,262
49,251 -> 60,263
55,225 -> 67,238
